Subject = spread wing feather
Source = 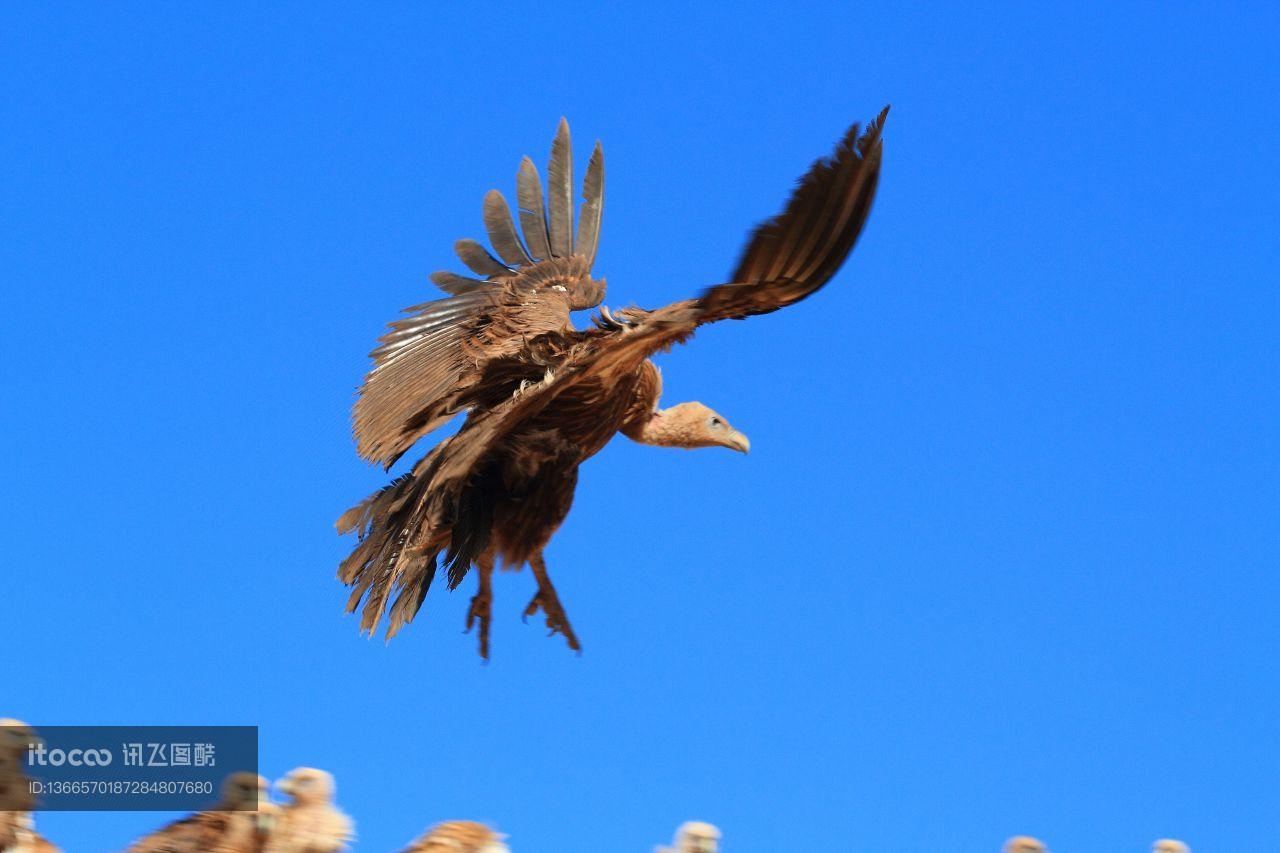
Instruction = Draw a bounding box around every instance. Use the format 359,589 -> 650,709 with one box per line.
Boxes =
547,117 -> 574,257
353,289 -> 495,466
483,190 -> 532,266
428,270 -> 487,296
575,141 -> 604,267
516,157 -> 552,261
453,238 -> 510,278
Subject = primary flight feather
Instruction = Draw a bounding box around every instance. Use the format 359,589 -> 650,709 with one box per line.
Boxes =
340,108 -> 889,657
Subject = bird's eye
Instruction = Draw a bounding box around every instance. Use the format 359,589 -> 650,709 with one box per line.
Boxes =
709,417 -> 724,430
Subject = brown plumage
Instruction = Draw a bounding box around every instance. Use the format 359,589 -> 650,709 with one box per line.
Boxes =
398,821 -> 508,853
0,719 -> 56,852
341,109 -> 888,657
123,772 -> 275,853
1,812 -> 61,853
263,768 -> 354,853
1002,837 -> 1047,853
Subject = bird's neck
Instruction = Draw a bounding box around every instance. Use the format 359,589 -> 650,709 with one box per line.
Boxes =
624,408 -> 699,449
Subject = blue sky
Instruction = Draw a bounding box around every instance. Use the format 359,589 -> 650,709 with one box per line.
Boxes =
2,3 -> 1277,851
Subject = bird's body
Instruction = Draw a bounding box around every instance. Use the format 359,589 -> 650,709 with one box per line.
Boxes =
0,720 -> 58,852
340,110 -> 888,657
263,768 -> 353,853
124,773 -> 274,853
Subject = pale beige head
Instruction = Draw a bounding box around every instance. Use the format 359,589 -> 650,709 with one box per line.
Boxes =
1003,837 -> 1047,853
1153,841 -> 1189,853
673,821 -> 721,853
219,772 -> 269,810
276,766 -> 336,805
0,719 -> 39,758
649,403 -> 749,453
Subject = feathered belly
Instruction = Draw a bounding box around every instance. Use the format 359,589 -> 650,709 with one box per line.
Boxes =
489,376 -> 638,563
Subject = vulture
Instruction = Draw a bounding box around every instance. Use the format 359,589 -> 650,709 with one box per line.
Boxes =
263,768 -> 354,853
657,821 -> 721,853
0,813 -> 60,853
398,820 -> 509,853
340,108 -> 888,657
0,719 -> 56,852
1002,838 -> 1047,853
1152,842 -> 1190,853
123,772 -> 276,853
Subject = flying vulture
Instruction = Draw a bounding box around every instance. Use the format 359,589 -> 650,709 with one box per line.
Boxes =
123,772 -> 276,853
263,768 -> 354,853
398,820 -> 509,853
339,108 -> 889,657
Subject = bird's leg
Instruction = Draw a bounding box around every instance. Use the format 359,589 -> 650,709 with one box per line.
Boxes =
522,552 -> 581,652
465,553 -> 495,659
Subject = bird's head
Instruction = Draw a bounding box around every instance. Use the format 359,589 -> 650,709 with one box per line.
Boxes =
0,719 -> 39,758
652,403 -> 750,453
674,821 -> 722,853
1153,842 -> 1189,853
275,767 -> 335,805
219,772 -> 269,811
1003,838 -> 1047,853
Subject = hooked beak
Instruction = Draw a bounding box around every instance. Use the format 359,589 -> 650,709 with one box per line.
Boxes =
275,777 -> 294,797
726,430 -> 750,454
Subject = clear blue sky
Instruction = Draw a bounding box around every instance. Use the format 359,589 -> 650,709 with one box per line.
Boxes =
2,3 -> 1277,851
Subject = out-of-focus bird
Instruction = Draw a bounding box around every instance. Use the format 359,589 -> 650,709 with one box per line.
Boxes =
1002,837 -> 1047,853
0,719 -> 39,761
0,719 -> 55,851
263,768 -> 353,853
339,108 -> 889,657
1153,841 -> 1189,853
657,821 -> 721,853
1,811 -> 61,853
398,820 -> 509,853
123,772 -> 274,853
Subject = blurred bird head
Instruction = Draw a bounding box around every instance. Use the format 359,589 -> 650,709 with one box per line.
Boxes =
219,772 -> 269,811
275,767 -> 336,804
672,821 -> 721,853
1003,837 -> 1047,853
652,403 -> 750,453
0,719 -> 39,758
1153,841 -> 1189,853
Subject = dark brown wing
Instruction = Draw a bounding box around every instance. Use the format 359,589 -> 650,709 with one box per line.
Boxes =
352,119 -> 607,467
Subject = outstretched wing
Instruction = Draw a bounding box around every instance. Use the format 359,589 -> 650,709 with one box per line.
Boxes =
352,119 -> 607,468
423,108 -> 889,484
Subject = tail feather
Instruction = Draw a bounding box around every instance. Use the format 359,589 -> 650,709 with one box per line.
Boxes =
336,449 -> 495,639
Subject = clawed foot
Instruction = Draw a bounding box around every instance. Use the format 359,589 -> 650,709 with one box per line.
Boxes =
523,589 -> 581,652
465,591 -> 492,660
